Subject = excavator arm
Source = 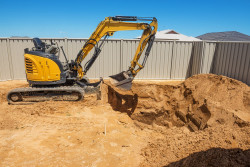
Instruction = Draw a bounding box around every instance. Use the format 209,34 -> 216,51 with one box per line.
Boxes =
74,16 -> 158,81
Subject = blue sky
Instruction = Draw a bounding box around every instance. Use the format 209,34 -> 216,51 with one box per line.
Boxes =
0,0 -> 249,39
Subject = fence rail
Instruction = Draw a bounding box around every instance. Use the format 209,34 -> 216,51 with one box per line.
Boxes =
0,38 -> 249,85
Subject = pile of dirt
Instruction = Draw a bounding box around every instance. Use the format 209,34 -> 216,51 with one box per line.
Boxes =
107,74 -> 250,132
106,74 -> 250,166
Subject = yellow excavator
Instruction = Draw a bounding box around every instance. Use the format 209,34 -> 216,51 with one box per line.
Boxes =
7,16 -> 158,104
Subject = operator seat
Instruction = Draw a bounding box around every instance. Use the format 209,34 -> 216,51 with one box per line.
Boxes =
33,38 -> 45,51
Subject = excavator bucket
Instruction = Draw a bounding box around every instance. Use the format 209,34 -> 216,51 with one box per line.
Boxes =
109,71 -> 134,90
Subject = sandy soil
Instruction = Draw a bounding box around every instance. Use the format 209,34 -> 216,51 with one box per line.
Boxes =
0,74 -> 249,167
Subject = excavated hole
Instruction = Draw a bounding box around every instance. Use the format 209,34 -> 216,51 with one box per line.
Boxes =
107,83 -> 211,132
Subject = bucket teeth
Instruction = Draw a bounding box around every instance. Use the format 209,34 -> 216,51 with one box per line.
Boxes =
109,71 -> 134,90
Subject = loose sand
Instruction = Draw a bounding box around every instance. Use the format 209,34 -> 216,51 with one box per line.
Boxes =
0,74 -> 249,167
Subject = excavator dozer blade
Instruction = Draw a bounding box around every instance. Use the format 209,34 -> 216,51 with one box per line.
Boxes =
109,71 -> 134,90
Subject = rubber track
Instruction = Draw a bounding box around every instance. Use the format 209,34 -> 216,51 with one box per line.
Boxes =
7,86 -> 85,105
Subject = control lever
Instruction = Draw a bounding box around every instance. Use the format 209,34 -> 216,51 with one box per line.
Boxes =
50,39 -> 55,45
60,46 -> 70,69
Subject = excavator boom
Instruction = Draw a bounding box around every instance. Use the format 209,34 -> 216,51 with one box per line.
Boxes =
74,16 -> 158,90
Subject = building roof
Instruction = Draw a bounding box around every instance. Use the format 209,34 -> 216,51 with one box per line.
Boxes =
196,31 -> 250,41
137,29 -> 201,41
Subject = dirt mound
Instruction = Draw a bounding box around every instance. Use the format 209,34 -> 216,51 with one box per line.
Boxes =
106,74 -> 250,166
107,74 -> 250,132
184,74 -> 250,123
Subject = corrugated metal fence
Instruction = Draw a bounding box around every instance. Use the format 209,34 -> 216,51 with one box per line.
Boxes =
0,38 -> 249,85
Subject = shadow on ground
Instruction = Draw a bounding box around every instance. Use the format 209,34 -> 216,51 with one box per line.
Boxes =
164,148 -> 250,167
107,85 -> 138,116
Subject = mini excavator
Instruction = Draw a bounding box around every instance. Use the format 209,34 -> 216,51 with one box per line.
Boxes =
7,16 -> 158,104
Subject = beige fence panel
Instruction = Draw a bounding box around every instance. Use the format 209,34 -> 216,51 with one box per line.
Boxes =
92,40 -> 121,78
211,42 -> 250,85
171,41 -> 193,79
201,42 -> 216,74
66,38 -> 85,60
0,39 -> 11,80
63,39 -> 122,79
121,40 -> 139,73
9,39 -> 33,79
188,42 -> 203,77
243,44 -> 250,85
137,41 -> 173,79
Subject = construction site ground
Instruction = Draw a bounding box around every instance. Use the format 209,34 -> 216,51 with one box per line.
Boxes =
0,74 -> 249,167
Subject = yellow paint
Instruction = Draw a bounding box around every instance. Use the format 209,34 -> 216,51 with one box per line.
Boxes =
24,54 -> 61,81
75,17 -> 158,79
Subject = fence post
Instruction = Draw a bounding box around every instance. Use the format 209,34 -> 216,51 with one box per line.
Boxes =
64,38 -> 68,56
120,39 -> 123,72
170,40 -> 175,79
6,38 -> 14,80
200,40 -> 205,74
